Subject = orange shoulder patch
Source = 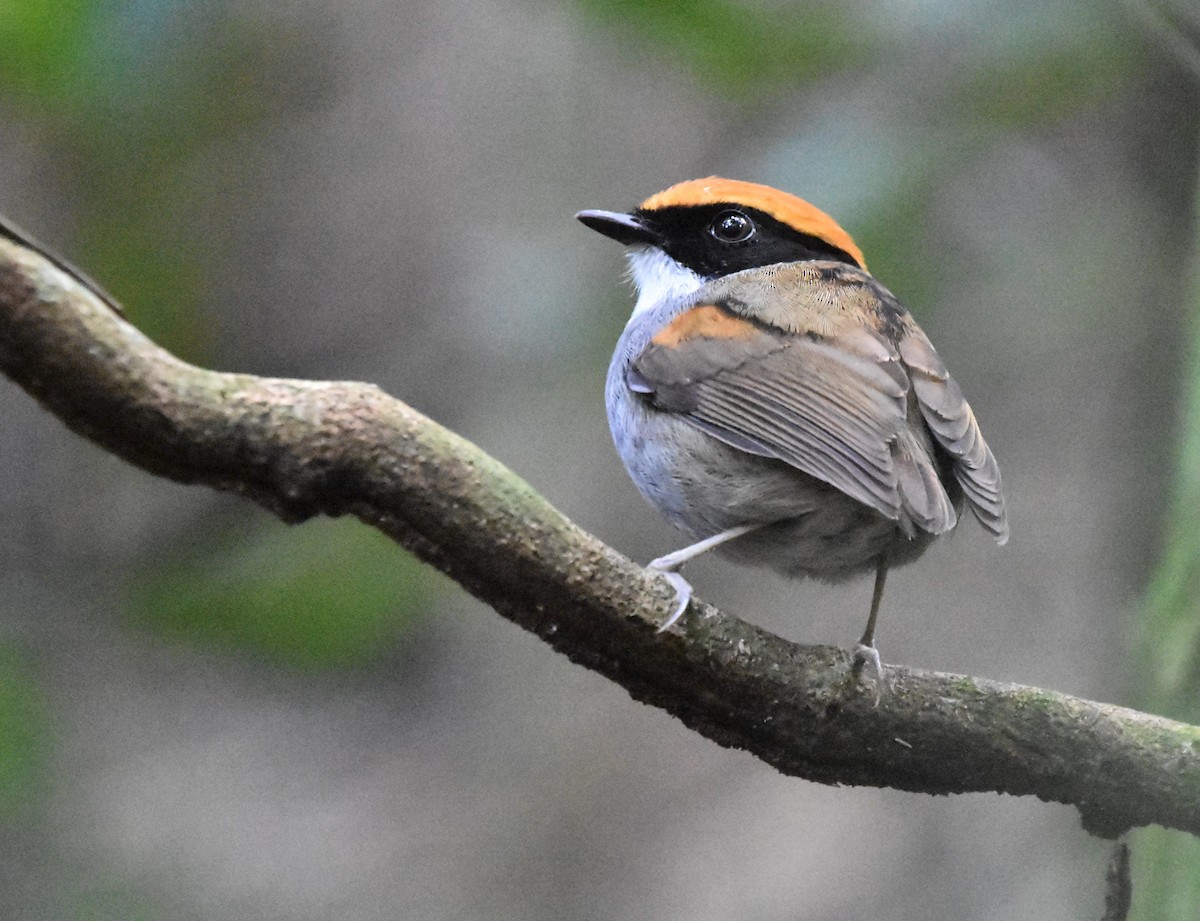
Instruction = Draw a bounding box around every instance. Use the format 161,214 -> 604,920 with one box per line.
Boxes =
639,177 -> 866,271
651,304 -> 759,348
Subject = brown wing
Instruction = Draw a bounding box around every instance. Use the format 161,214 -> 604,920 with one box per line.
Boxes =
631,303 -> 959,535
897,326 -> 1009,544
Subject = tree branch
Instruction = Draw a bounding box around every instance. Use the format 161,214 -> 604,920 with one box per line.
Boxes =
2,226 -> 1197,841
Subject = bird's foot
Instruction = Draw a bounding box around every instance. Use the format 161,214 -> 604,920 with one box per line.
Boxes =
647,557 -> 693,632
642,526 -> 763,631
852,641 -> 887,705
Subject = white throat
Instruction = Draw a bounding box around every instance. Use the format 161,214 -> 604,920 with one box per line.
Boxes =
624,246 -> 705,325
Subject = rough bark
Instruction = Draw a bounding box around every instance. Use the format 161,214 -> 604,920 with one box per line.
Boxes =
2,228 -> 1198,841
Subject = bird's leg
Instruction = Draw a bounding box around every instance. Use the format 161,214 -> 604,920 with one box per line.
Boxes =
648,523 -> 763,632
852,554 -> 889,693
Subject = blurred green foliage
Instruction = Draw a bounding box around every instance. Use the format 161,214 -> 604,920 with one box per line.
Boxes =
573,0 -> 869,95
1139,282 -> 1200,713
949,6 -> 1136,127
0,0 -> 95,104
0,645 -> 50,824
1131,830 -> 1200,921
0,0 -> 330,354
129,517 -> 444,670
1131,205 -> 1200,921
67,882 -> 167,921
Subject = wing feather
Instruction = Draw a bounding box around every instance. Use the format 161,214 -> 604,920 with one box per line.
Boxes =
697,383 -> 901,514
631,307 -> 960,531
897,327 -> 1008,543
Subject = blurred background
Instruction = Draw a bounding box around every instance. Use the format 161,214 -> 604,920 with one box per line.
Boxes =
0,0 -> 1198,918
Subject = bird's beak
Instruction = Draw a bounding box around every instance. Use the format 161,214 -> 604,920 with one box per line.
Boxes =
576,209 -> 661,247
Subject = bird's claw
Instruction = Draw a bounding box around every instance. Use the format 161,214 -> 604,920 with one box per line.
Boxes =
852,642 -> 887,704
647,563 -> 693,632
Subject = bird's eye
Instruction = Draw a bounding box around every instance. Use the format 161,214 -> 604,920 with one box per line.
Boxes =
709,210 -> 755,244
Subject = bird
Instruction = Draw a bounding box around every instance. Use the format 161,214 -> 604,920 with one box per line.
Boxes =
576,177 -> 1007,674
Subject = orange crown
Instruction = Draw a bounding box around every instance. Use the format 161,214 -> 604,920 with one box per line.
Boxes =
639,177 -> 866,271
